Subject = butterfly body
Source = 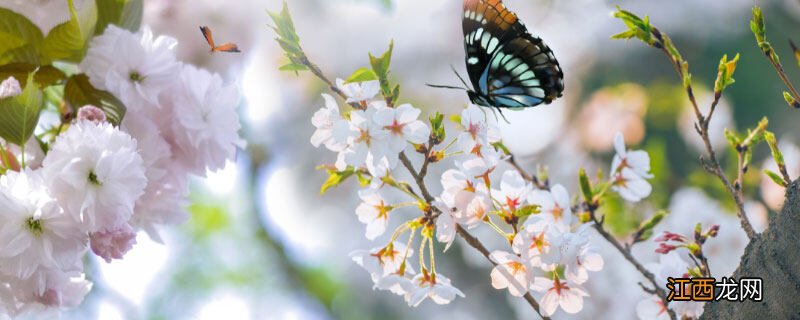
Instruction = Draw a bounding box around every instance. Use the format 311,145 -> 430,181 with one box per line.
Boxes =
200,26 -> 241,53
462,0 -> 563,110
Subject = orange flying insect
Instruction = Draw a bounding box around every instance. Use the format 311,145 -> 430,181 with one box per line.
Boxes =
200,26 -> 241,53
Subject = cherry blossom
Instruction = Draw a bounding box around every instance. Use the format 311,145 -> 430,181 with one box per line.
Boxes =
0,76 -> 21,99
492,170 -> 531,214
310,93 -> 350,152
528,184 -> 573,231
336,79 -> 379,103
350,241 -> 413,283
406,271 -> 464,307
373,103 -> 430,153
532,276 -> 590,316
489,251 -> 532,297
355,189 -> 394,240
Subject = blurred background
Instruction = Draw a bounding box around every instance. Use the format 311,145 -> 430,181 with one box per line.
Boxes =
5,0 -> 800,319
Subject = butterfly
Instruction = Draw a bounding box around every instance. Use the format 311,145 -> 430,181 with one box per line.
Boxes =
433,0 -> 564,118
199,26 -> 241,53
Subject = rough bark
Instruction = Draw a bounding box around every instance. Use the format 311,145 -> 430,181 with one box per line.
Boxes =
700,180 -> 800,319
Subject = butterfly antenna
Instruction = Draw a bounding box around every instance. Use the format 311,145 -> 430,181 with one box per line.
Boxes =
450,64 -> 470,89
425,83 -> 467,90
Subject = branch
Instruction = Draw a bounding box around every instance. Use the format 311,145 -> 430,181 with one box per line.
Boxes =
651,28 -> 757,240
397,151 -> 548,318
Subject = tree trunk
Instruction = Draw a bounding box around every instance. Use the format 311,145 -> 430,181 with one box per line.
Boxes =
700,180 -> 800,319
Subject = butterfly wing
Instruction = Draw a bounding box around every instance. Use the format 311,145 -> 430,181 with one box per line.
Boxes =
463,0 -> 516,95
212,43 -> 241,53
200,26 -> 215,49
462,0 -> 564,109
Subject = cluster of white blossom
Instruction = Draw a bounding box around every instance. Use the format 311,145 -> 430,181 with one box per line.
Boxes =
311,79 -> 659,315
0,25 -> 241,316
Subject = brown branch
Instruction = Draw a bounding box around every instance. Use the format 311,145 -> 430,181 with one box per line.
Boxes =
397,151 -> 548,318
507,155 -> 548,190
653,28 -> 757,240
590,214 -> 677,320
762,48 -> 800,104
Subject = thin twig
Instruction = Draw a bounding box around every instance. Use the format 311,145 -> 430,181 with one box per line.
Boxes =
764,50 -> 800,103
507,155 -> 548,190
654,28 -> 756,240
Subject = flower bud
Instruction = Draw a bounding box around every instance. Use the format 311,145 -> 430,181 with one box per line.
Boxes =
77,105 -> 107,124
655,243 -> 677,254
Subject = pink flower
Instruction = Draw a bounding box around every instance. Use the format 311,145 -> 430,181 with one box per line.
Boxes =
77,105 -> 107,124
89,223 -> 137,263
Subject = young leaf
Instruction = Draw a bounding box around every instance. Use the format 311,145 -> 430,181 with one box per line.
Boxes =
714,53 -> 740,93
64,74 -> 126,125
0,73 -> 43,146
578,168 -> 593,202
369,41 -> 394,98
429,112 -> 445,145
784,91 -> 800,109
0,63 -> 66,88
345,68 -> 378,84
269,2 -> 306,71
764,169 -> 787,187
320,167 -> 355,194
95,0 -> 143,34
41,0 -> 98,63
0,8 -> 45,65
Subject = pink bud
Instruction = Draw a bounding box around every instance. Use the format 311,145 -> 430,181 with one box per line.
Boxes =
90,223 -> 137,263
655,243 -> 677,254
0,76 -> 21,99
655,231 -> 682,242
707,224 -> 720,237
77,105 -> 107,124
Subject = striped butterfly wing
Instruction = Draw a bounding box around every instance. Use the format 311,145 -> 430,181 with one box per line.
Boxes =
462,0 -> 564,109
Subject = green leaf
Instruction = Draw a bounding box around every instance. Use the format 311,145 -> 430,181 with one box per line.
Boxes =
634,210 -> 667,242
345,68 -> 378,84
320,167 -> 355,194
95,0 -> 142,34
0,73 -> 43,145
269,2 -> 306,72
41,0 -> 98,63
429,111 -> 445,145
64,74 -> 126,125
764,169 -> 787,187
578,168 -> 593,202
714,53 -> 739,93
369,40 -> 394,97
278,63 -> 308,72
783,91 -> 800,109
0,63 -> 66,88
0,8 -> 45,64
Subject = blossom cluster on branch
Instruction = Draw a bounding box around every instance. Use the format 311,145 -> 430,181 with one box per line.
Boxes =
0,4 -> 241,316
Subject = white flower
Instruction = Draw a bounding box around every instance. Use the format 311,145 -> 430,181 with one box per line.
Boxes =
433,200 -> 456,251
373,103 -> 430,153
406,272 -> 464,307
489,251 -> 532,297
14,268 -> 91,310
636,295 -> 670,320
528,184 -> 573,231
459,105 -> 491,148
611,132 -> 653,178
375,273 -> 415,296
168,64 -> 242,175
350,241 -> 413,283
336,79 -> 379,103
80,25 -> 179,107
340,108 -> 394,175
512,216 -> 560,267
540,226 -> 604,284
310,94 -> 351,152
0,170 -> 86,280
0,76 -> 21,99
648,252 -> 705,318
129,169 -> 189,242
532,276 -> 589,316
439,169 -> 489,229
493,170 -> 531,213
612,167 -> 653,202
355,189 -> 394,240
456,145 -> 502,180
42,120 -> 147,232
1,137 -> 46,170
